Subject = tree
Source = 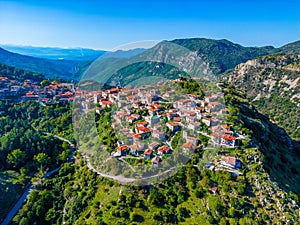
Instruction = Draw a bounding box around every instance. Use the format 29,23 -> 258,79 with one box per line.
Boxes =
34,153 -> 51,168
7,149 -> 26,169
40,80 -> 51,87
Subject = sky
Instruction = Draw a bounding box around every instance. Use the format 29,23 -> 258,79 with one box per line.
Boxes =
0,0 -> 300,50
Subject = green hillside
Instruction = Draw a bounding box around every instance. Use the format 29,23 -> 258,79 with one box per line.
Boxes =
228,53 -> 300,140
171,38 -> 277,74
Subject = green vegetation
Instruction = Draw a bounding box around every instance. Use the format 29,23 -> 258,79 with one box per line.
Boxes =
171,38 -> 277,73
178,78 -> 205,97
106,61 -> 188,87
229,53 -> 300,140
0,63 -> 44,81
96,107 -> 118,153
0,100 -> 73,222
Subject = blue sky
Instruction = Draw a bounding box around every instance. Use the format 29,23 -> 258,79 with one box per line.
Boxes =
1,0 -> 300,50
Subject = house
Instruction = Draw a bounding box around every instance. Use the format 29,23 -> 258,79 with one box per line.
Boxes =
208,102 -> 223,112
148,107 -> 159,116
130,143 -> 145,155
211,133 -> 221,145
127,114 -> 141,123
101,100 -> 113,108
202,117 -> 218,127
148,142 -> 159,150
21,94 -> 39,101
166,112 -> 179,120
133,100 -> 142,108
173,116 -> 181,122
145,115 -> 160,125
151,156 -> 161,165
116,145 -> 128,156
144,149 -> 153,160
220,108 -> 229,114
221,135 -> 237,148
133,133 -> 142,141
188,122 -> 201,131
157,145 -> 172,155
136,121 -> 148,128
185,135 -> 199,146
188,94 -> 198,100
111,121 -> 120,129
136,126 -> 151,134
210,185 -> 218,194
220,156 -> 240,169
182,142 -> 194,154
152,130 -> 166,141
186,116 -> 198,123
221,124 -> 231,130
127,94 -> 138,101
112,145 -> 128,157
166,122 -> 181,132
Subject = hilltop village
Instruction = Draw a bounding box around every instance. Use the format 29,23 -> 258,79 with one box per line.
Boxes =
78,78 -> 244,171
0,76 -> 74,103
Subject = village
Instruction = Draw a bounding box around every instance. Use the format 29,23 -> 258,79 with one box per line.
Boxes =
79,78 -> 244,174
0,76 -> 75,104
1,74 -> 243,175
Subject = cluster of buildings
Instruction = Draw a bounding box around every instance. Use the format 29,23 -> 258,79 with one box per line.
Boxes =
77,78 -> 241,166
0,76 -> 74,104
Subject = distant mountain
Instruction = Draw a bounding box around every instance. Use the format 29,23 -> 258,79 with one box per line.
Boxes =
84,38 -> 278,85
278,40 -> 300,54
171,38 -> 278,74
0,47 -> 87,80
228,53 -> 300,140
0,46 -> 146,81
100,48 -> 146,59
0,45 -> 106,61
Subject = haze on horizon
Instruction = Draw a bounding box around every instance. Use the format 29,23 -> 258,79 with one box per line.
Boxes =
0,0 -> 300,50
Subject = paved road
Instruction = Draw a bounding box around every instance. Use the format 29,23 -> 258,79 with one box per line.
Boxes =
1,186 -> 33,225
1,134 -> 73,225
83,154 -> 178,184
1,168 -> 61,225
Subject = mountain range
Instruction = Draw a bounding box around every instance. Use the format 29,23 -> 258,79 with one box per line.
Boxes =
1,38 -> 300,82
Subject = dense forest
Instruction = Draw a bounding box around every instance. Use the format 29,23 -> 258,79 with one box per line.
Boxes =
0,63 -> 44,81
0,100 -> 73,222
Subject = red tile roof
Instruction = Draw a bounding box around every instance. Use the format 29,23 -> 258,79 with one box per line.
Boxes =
117,145 -> 128,151
211,186 -> 218,193
212,133 -> 220,138
136,121 -> 148,126
144,149 -> 153,155
221,124 -> 231,130
157,145 -> 171,153
133,133 -> 142,139
173,117 -> 181,122
222,135 -> 236,141
221,156 -> 236,165
151,156 -> 161,163
182,142 -> 193,148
